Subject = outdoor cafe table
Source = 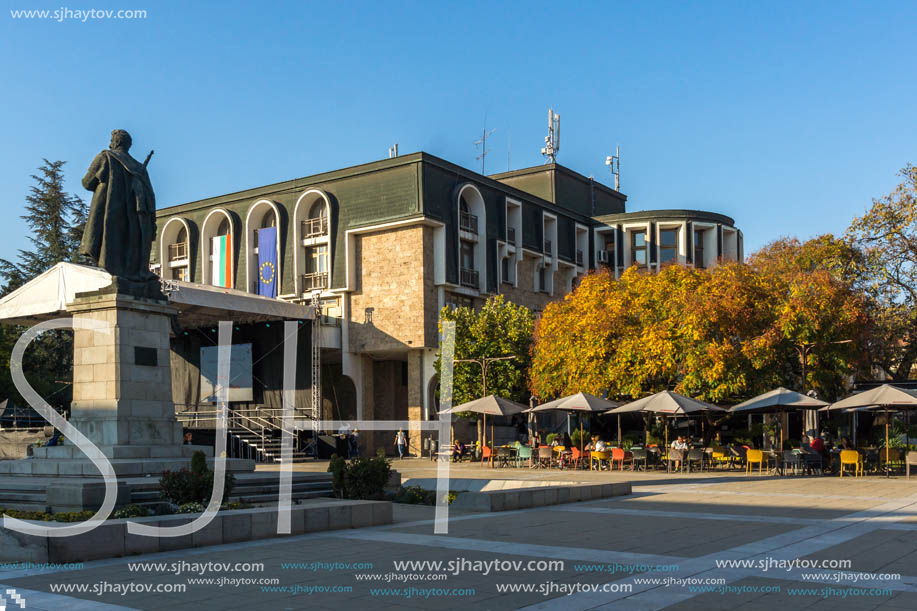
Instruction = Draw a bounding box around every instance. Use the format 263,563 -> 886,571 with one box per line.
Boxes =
495,445 -> 517,467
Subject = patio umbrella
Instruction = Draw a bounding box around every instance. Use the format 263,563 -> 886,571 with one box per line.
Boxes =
730,387 -> 829,450
825,384 -> 917,477
525,392 -> 622,455
439,395 -> 527,466
606,390 -> 725,450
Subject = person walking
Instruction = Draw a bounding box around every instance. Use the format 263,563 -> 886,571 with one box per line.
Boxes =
395,429 -> 407,459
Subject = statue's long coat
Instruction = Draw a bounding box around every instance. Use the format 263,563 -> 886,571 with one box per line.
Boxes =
79,149 -> 156,281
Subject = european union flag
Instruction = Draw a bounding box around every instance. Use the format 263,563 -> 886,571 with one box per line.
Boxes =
257,227 -> 278,298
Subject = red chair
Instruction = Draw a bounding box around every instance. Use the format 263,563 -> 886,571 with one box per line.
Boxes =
571,447 -> 585,470
480,446 -> 492,466
611,448 -> 626,470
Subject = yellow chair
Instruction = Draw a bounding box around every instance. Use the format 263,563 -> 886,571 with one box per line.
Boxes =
881,448 -> 903,473
590,450 -> 610,471
840,450 -> 862,477
711,448 -> 728,470
745,449 -> 765,474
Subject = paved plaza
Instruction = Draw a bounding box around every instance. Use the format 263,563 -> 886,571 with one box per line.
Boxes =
2,461 -> 916,610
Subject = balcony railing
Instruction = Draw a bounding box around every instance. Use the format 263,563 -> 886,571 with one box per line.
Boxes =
544,239 -> 552,255
301,217 -> 328,240
507,226 -> 516,244
168,242 -> 188,261
459,268 -> 479,289
576,249 -> 584,266
460,212 -> 478,234
301,272 -> 329,292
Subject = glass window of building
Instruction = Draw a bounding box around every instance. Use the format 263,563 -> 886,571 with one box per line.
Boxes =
694,229 -> 705,268
631,230 -> 647,266
660,228 -> 678,264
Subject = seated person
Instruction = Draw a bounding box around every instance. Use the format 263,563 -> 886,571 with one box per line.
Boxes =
809,434 -> 825,453
595,438 -> 608,452
670,436 -> 689,470
561,432 -> 573,449
452,440 -> 466,461
839,436 -> 853,450
799,434 -> 813,453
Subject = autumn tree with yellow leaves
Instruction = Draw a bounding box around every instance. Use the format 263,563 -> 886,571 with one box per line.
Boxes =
531,247 -> 869,405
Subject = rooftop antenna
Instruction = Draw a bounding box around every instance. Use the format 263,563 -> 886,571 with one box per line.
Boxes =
388,143 -> 399,158
541,108 -> 560,164
475,127 -> 496,174
605,145 -> 621,191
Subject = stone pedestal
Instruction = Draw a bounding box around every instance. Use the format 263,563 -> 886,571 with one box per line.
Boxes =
0,291 -> 256,511
66,293 -> 183,455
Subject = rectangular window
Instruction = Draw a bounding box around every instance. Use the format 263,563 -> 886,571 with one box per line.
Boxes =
538,266 -> 547,292
306,245 -> 328,274
461,241 -> 474,270
660,229 -> 678,264
501,257 -> 510,284
694,230 -> 705,269
631,230 -> 647,267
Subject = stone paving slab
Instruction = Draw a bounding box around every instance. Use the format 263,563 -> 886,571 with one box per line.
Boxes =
1,462 -> 916,610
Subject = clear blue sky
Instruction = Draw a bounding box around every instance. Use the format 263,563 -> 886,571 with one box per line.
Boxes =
1,0 -> 915,256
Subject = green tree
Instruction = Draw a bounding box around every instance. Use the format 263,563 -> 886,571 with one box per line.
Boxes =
0,159 -> 89,408
435,295 -> 535,406
847,165 -> 917,380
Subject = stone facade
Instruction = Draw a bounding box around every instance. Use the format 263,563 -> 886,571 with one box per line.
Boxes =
348,225 -> 437,353
67,294 -> 183,452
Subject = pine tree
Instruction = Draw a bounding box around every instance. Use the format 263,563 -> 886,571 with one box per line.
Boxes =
0,159 -> 87,295
0,159 -> 89,413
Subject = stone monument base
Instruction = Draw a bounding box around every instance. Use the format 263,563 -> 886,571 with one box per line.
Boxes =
0,289 -> 259,512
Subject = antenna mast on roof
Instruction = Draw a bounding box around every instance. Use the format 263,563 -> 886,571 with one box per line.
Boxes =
605,145 -> 621,191
475,127 -> 496,174
541,108 -> 560,164
388,143 -> 398,158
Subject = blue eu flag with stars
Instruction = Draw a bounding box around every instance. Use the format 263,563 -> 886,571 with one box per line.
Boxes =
257,227 -> 278,298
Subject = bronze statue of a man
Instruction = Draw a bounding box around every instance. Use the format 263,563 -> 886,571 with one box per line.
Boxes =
79,130 -> 159,291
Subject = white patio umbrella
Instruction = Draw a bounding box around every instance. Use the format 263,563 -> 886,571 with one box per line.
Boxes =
439,395 -> 527,466
825,384 -> 917,477
525,392 -> 621,455
730,387 -> 829,450
606,390 -> 725,450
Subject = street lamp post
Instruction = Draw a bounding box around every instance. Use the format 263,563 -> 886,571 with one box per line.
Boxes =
454,355 -> 516,466
794,339 -> 853,448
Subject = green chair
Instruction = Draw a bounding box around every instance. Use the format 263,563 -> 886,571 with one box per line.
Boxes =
517,445 -> 533,468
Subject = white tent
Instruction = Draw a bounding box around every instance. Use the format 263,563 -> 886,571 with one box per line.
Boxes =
0,262 -> 314,326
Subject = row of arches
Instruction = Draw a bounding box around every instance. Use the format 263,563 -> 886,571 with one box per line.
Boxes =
158,189 -> 333,296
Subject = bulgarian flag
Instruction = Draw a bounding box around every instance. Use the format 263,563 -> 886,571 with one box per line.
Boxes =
211,235 -> 232,288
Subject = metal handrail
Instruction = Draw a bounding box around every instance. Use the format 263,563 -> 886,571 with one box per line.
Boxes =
459,268 -> 479,288
302,272 -> 328,291
168,242 -> 188,261
544,239 -> 552,254
460,212 -> 478,233
301,217 -> 328,239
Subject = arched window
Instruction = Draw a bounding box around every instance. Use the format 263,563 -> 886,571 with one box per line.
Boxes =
244,200 -> 282,296
456,185 -> 486,291
160,217 -> 193,283
304,200 -> 329,289
201,209 -> 234,288
309,201 -> 327,220
294,190 -> 332,295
